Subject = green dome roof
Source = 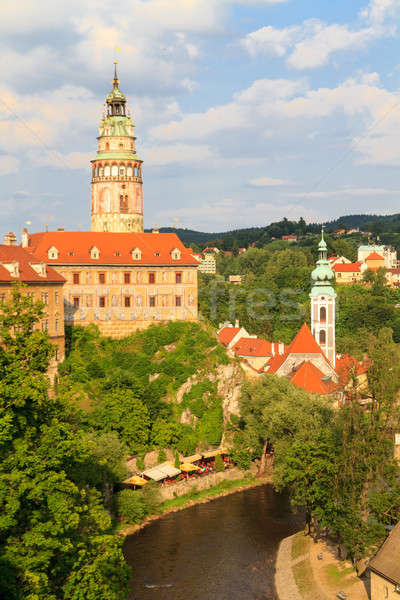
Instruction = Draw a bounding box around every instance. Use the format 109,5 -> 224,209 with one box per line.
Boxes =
310,229 -> 336,298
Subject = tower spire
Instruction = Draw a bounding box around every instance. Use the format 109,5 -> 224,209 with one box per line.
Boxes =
113,60 -> 119,88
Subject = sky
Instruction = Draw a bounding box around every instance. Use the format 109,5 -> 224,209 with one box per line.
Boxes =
1,0 -> 400,234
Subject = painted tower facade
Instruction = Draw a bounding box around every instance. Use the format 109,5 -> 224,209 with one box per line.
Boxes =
310,229 -> 337,367
91,63 -> 144,233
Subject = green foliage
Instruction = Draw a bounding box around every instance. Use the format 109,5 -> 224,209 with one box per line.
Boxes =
89,389 -> 150,453
0,287 -> 130,600
116,489 -> 148,524
157,448 -> 167,463
237,332 -> 400,562
174,451 -> 180,469
214,454 -> 225,472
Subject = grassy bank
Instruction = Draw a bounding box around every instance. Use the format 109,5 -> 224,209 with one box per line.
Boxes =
120,472 -> 271,536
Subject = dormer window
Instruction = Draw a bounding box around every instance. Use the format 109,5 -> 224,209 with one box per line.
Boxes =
155,252 -> 160,257
3,261 -> 20,278
131,247 -> 142,261
47,246 -> 59,260
90,246 -> 100,260
68,251 -> 74,257
30,262 -> 47,277
115,251 -> 121,257
171,248 -> 181,261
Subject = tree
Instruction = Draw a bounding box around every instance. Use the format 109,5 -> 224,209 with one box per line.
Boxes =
0,286 -> 130,600
89,389 -> 150,453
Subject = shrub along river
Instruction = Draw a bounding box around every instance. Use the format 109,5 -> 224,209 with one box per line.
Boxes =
123,484 -> 303,600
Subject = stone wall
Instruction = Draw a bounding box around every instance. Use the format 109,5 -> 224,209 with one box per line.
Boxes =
157,467 -> 244,501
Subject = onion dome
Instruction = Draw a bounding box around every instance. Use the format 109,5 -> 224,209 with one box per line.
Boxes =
310,228 -> 336,298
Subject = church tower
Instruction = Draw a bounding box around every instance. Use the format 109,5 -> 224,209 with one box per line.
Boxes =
310,228 -> 337,367
91,62 -> 144,233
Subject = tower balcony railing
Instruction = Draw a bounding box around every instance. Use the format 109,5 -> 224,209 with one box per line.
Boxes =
91,176 -> 142,183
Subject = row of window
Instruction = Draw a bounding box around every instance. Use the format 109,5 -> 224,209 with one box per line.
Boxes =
72,271 -> 183,285
93,164 -> 142,178
0,291 -> 60,306
72,295 -> 183,309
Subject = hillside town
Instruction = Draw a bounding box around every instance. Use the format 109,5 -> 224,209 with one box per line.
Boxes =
2,7 -> 400,599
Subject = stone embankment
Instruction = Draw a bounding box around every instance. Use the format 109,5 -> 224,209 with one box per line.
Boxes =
158,466 -> 244,501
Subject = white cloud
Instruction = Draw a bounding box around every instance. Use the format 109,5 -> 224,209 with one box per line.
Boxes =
143,143 -> 214,165
0,155 -> 19,176
249,176 -> 292,186
241,0 -> 397,70
361,0 -> 400,24
28,150 -> 92,170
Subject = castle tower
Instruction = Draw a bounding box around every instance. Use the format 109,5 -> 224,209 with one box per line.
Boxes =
91,62 -> 144,233
310,228 -> 337,367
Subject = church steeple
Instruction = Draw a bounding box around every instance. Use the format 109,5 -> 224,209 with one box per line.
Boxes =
90,64 -> 144,233
310,227 -> 337,367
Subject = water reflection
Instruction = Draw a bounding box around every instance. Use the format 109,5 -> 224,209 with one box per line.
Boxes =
124,484 -> 303,600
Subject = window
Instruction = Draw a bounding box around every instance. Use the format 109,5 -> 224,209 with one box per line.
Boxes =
124,296 -> 131,307
132,248 -> 142,261
99,272 -> 106,284
0,293 -> 6,303
149,296 -> 156,307
73,297 -> 80,308
55,291 -> 59,305
175,272 -> 182,284
41,319 -> 49,331
73,273 -> 80,284
148,272 -> 155,284
68,251 -> 74,257
124,272 -> 131,284
320,306 -> 326,322
99,296 -> 106,307
175,296 -> 182,307
41,292 -> 49,305
86,295 -> 93,307
55,318 -> 59,332
55,348 -> 59,361
319,330 -> 326,344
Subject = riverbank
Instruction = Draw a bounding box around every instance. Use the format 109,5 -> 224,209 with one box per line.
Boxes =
275,532 -> 369,600
120,471 -> 272,537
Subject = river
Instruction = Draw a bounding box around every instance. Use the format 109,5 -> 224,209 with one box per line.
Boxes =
123,484 -> 303,600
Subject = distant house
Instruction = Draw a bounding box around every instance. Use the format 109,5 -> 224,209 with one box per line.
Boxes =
229,275 -> 242,285
369,521 -> 400,600
365,252 -> 385,272
232,337 -> 274,373
329,255 -> 351,267
358,245 -> 397,269
197,252 -> 217,274
334,228 -> 346,236
203,246 -> 220,254
217,322 -> 250,349
281,235 -> 297,242
386,268 -> 400,287
333,262 -> 363,283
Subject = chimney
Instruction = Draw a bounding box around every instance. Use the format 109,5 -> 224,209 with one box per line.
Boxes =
235,319 -> 239,328
57,227 -> 65,231
4,232 -> 17,246
271,343 -> 275,357
21,227 -> 28,248
278,342 -> 285,355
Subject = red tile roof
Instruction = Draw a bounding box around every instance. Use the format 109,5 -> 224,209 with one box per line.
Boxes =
289,361 -> 337,395
333,263 -> 361,273
0,245 -> 65,283
217,327 -> 241,346
232,337 -> 272,357
335,354 -> 368,378
289,323 -> 327,355
366,252 -> 384,261
26,231 -> 199,266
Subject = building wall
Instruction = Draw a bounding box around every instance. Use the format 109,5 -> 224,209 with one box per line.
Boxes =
0,282 -> 65,378
198,253 -> 216,274
276,352 -> 337,380
56,265 -> 198,338
370,571 -> 400,600
335,271 -> 362,283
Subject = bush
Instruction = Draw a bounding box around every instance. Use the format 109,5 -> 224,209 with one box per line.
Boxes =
230,448 -> 251,471
116,489 -> 147,524
214,454 -> 225,472
158,449 -> 167,463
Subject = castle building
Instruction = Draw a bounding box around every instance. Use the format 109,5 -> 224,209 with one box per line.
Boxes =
21,65 -> 199,338
91,62 -> 144,234
0,237 -> 65,378
310,229 -> 336,367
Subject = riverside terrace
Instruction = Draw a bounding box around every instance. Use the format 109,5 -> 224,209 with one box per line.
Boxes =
121,450 -> 231,490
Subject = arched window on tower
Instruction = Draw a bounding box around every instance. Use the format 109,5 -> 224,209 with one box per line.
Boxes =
111,164 -> 118,177
105,142 -> 110,150
319,330 -> 326,344
120,166 -> 125,177
320,306 -> 326,322
104,165 -> 110,177
99,166 -> 104,177
127,166 -> 133,177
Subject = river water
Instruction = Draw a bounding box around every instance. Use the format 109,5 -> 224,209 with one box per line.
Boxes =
124,484 -> 303,600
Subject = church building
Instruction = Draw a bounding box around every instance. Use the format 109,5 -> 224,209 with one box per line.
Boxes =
23,64 -> 199,338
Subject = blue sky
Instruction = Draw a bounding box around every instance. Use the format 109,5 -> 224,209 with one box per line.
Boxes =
1,0 -> 400,234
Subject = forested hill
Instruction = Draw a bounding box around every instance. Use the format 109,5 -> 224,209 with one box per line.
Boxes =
145,212 -> 400,250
